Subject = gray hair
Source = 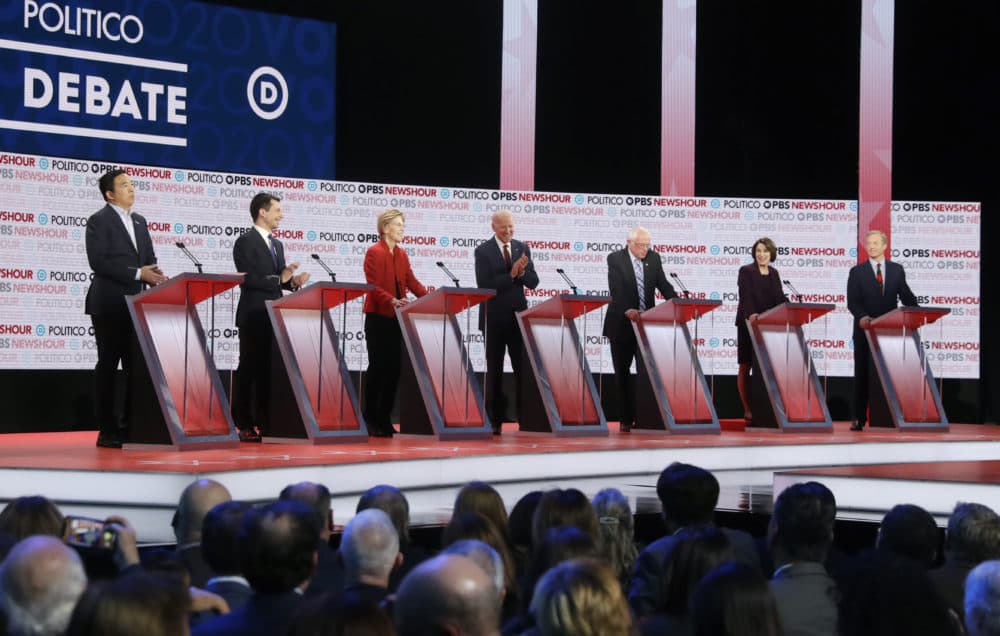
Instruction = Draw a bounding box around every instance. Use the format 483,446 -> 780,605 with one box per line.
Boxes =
966,560 -> 1000,636
341,509 -> 400,581
627,227 -> 650,242
0,536 -> 88,636
443,539 -> 505,597
592,488 -> 637,581
948,502 -> 1000,563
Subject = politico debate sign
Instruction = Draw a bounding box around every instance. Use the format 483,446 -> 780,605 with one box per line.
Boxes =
0,0 -> 337,178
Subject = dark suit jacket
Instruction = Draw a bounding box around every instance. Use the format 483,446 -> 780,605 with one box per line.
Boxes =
929,557 -> 977,623
603,248 -> 676,340
735,263 -> 787,324
770,561 -> 839,636
474,237 -> 539,331
233,229 -> 294,327
85,204 -> 157,317
846,259 -> 918,331
363,239 -> 427,317
191,590 -> 303,636
177,544 -> 214,589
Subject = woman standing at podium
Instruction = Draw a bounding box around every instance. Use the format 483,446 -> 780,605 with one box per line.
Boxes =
735,237 -> 788,425
363,209 -> 427,437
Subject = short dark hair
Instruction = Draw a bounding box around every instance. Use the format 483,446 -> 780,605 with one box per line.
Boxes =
946,502 -> 1000,563
771,482 -> 837,562
878,504 -> 941,567
752,237 -> 778,264
655,463 -> 720,527
250,192 -> 279,222
202,501 -> 252,576
280,482 -> 332,537
357,485 -> 410,547
98,169 -> 127,202
0,496 -> 64,541
238,501 -> 319,593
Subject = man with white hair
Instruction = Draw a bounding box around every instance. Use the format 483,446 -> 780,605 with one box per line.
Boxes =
474,209 -> 539,434
0,535 -> 88,636
340,508 -> 403,604
603,227 -> 676,432
966,560 -> 1000,636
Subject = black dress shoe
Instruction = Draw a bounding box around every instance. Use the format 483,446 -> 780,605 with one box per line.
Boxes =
95,434 -> 123,449
620,422 -> 632,433
238,428 -> 262,442
492,426 -> 502,436
850,421 -> 865,431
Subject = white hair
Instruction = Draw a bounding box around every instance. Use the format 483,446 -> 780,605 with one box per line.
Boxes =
967,560 -> 1000,636
0,536 -> 88,636
627,226 -> 650,242
341,508 -> 400,581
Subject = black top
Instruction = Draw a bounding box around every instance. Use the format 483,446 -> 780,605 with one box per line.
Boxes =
735,263 -> 787,325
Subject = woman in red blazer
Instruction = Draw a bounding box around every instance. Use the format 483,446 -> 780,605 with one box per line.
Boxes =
363,209 -> 427,437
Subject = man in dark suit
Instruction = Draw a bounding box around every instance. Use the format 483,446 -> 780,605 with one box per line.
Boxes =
172,478 -> 232,587
339,509 -> 402,605
85,169 -> 167,448
603,227 -> 676,432
200,501 -> 254,616
232,193 -> 309,441
930,502 -> 1000,624
846,229 -> 919,430
279,481 -> 341,596
474,210 -> 539,434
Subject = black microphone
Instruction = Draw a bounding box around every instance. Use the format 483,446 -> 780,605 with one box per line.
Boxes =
669,272 -> 691,298
311,254 -> 336,282
436,261 -> 460,287
555,268 -> 579,295
175,241 -> 203,273
782,279 -> 804,303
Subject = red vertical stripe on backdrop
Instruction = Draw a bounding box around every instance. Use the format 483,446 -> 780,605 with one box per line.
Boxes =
660,0 -> 697,196
500,0 -> 538,191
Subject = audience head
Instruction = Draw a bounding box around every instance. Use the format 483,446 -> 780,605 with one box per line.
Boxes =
454,481 -> 508,537
592,488 -> 637,583
946,503 -> 1000,564
173,479 -> 231,545
532,488 -> 599,548
0,536 -> 87,636
64,569 -> 190,636
239,500 -> 319,594
656,463 -> 720,530
877,503 -> 940,568
443,539 -> 506,601
530,558 -> 632,636
967,560 -> 1000,636
442,512 -> 516,603
341,509 -> 401,588
280,481 -> 333,540
288,589 -> 395,636
357,485 -> 411,549
768,481 -> 836,564
201,500 -> 252,577
0,496 -> 64,541
509,490 -> 543,557
523,525 -> 598,612
660,525 -> 735,614
692,562 -> 782,636
395,554 -> 501,636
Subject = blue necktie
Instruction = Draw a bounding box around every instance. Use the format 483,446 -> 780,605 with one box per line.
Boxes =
268,234 -> 279,270
633,258 -> 646,310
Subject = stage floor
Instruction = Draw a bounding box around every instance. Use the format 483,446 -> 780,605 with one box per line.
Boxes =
2,422 -> 998,542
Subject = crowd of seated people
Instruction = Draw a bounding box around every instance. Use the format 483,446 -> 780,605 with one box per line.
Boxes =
2,462 -> 1000,635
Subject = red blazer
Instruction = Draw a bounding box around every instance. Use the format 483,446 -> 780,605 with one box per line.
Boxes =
363,239 -> 427,317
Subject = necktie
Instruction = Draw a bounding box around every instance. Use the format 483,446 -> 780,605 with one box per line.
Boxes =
268,234 -> 279,270
876,262 -> 883,294
503,243 -> 512,269
634,258 -> 646,311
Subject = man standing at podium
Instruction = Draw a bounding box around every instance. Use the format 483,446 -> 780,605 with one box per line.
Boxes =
232,193 -> 310,442
603,227 -> 676,432
86,169 -> 167,448
475,210 -> 539,434
847,229 -> 918,431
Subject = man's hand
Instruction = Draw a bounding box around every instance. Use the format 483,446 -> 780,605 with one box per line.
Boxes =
859,316 -> 872,328
511,253 -> 529,278
140,265 -> 167,286
280,262 -> 300,284
190,587 -> 230,615
625,309 -> 641,322
104,515 -> 140,570
292,271 -> 310,288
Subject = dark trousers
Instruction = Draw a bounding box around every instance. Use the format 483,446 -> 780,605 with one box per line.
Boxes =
610,326 -> 639,426
233,317 -> 273,432
853,328 -> 871,425
364,313 -> 402,433
91,313 -> 134,438
484,319 -> 524,427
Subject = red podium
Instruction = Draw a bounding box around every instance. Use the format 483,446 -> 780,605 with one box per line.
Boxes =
748,302 -> 835,432
517,294 -> 609,437
264,282 -> 372,443
125,273 -> 242,450
865,306 -> 950,431
633,298 -> 721,434
397,288 -> 496,440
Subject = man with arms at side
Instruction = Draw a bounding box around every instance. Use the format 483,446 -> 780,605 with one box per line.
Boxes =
474,210 -> 539,434
85,169 -> 167,448
232,193 -> 310,442
846,229 -> 918,431
603,227 -> 676,432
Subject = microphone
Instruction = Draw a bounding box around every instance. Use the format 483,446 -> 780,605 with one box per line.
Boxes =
555,268 -> 579,295
782,279 -> 804,303
175,241 -> 203,273
436,261 -> 460,288
311,254 -> 337,282
669,272 -> 691,298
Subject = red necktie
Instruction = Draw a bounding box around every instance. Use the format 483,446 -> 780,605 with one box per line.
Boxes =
876,262 -> 883,294
503,243 -> 511,269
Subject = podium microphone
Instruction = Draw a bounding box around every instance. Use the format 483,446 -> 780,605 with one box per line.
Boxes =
436,261 -> 460,287
783,279 -> 804,303
555,268 -> 579,295
175,242 -> 203,273
311,254 -> 337,282
669,272 -> 692,298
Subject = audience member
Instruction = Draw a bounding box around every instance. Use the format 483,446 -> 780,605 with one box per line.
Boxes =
592,488 -> 638,587
508,490 -> 543,579
692,562 -> 782,636
201,501 -> 254,612
931,502 -> 1000,622
531,558 -> 633,636
443,539 -> 507,604
280,481 -> 341,595
0,496 -> 63,541
442,511 -> 518,615
966,560 -> 1000,636
287,589 -> 396,636
395,554 -> 501,636
340,509 -> 402,605
876,503 -> 941,568
454,481 -> 510,540
357,484 -> 430,590
173,479 -> 233,587
532,488 -> 600,548
0,535 -> 87,636
65,569 -> 191,636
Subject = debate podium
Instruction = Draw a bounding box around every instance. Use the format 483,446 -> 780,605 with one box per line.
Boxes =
865,306 -> 950,431
748,302 -> 835,432
633,298 -> 721,434
125,273 -> 242,450
397,287 -> 496,440
517,294 -> 609,436
264,282 -> 372,443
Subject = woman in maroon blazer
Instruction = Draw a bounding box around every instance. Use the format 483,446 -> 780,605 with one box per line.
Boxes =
735,237 -> 788,425
363,209 -> 427,437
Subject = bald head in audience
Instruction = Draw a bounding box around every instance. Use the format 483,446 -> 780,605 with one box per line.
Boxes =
174,479 -> 232,544
280,481 -> 333,541
0,536 -> 87,636
395,554 -> 501,636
